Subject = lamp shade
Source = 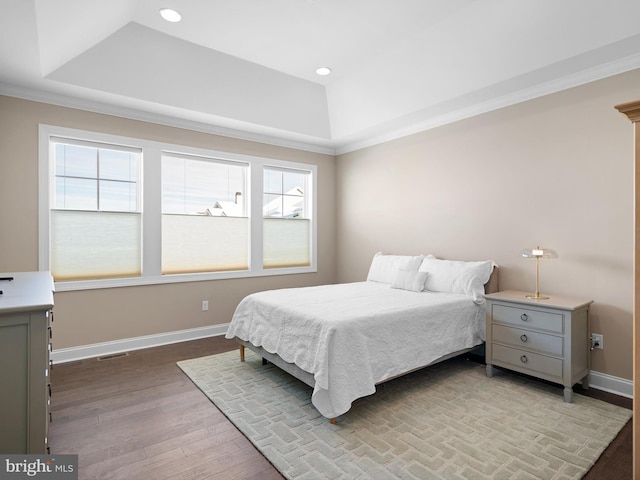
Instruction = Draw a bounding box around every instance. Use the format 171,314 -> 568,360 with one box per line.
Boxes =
520,247 -> 558,259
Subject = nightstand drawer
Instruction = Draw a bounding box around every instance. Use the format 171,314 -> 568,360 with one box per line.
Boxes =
492,324 -> 563,356
492,344 -> 563,378
492,304 -> 563,333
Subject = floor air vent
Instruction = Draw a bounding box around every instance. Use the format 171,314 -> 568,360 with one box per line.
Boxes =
97,352 -> 129,361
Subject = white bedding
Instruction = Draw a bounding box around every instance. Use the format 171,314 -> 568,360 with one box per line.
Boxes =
225,281 -> 486,419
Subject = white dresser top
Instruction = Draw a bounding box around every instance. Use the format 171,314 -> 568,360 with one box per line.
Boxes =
485,290 -> 593,311
0,271 -> 55,314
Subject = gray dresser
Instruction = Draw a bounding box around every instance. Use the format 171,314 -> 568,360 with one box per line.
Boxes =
0,271 -> 54,453
485,290 -> 592,402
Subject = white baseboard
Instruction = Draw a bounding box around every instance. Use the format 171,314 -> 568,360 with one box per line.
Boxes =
51,324 -> 229,364
589,370 -> 633,399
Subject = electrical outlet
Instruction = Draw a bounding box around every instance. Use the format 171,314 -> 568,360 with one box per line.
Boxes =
591,333 -> 603,350
202,300 -> 209,311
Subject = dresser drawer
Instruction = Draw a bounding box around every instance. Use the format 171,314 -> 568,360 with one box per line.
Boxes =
492,344 -> 563,378
492,324 -> 563,356
491,304 -> 563,333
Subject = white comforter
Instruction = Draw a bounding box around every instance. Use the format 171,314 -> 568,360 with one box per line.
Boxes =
225,281 -> 486,419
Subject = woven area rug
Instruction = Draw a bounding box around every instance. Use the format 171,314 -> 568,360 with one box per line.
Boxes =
177,350 -> 631,480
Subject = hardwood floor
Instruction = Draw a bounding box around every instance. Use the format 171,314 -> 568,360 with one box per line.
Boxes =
50,337 -> 632,480
575,384 -> 633,480
50,336 -> 284,480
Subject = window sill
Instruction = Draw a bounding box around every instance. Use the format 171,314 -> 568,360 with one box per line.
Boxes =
53,266 -> 318,292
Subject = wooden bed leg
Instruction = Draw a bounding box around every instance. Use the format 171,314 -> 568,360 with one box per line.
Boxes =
329,418 -> 336,425
239,344 -> 245,362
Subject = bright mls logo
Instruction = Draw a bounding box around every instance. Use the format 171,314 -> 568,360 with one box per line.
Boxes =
1,455 -> 78,479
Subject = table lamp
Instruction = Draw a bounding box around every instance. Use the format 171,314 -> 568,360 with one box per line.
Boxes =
520,246 -> 557,299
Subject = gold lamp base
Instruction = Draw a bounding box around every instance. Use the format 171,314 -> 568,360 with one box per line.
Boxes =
525,292 -> 549,300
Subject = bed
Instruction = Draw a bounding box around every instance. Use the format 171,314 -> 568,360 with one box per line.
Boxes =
225,253 -> 498,422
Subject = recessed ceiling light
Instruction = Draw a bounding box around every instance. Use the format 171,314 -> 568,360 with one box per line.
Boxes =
315,67 -> 332,76
159,8 -> 182,23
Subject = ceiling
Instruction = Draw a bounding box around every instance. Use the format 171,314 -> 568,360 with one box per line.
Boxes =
2,0 -> 640,154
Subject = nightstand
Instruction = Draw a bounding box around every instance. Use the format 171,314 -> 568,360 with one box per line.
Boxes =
485,290 -> 593,403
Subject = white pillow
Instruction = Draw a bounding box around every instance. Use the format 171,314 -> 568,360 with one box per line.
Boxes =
366,252 -> 424,284
419,258 -> 494,303
391,269 -> 429,292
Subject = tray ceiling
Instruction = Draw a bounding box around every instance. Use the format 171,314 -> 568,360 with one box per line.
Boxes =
2,0 -> 640,153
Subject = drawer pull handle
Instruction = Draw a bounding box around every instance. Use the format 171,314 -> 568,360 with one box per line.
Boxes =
520,313 -> 529,321
520,334 -> 528,342
520,355 -> 528,363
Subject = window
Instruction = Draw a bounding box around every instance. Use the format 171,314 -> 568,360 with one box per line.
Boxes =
50,137 -> 141,281
263,168 -> 310,268
161,153 -> 249,274
39,125 -> 317,290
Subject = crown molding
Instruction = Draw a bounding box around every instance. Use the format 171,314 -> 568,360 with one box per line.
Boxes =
616,100 -> 640,122
3,50 -> 640,158
0,82 -> 337,156
335,53 -> 640,155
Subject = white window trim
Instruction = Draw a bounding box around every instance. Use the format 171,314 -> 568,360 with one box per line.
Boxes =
39,124 -> 317,291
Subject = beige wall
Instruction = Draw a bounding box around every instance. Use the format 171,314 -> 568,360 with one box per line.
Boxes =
336,69 -> 640,381
0,95 -> 337,349
2,68 -> 638,381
